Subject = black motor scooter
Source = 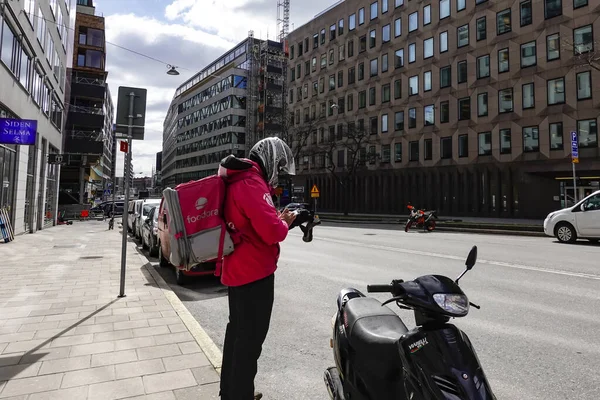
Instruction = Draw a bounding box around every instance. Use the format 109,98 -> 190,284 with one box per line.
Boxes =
324,246 -> 497,400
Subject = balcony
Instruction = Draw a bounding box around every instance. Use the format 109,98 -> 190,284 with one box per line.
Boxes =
71,75 -> 106,100
67,104 -> 105,128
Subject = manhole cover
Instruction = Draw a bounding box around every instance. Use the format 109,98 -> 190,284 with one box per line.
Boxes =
364,233 -> 377,236
54,245 -> 79,248
79,256 -> 103,260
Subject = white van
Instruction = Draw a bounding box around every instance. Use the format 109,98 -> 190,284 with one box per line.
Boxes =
544,190 -> 600,243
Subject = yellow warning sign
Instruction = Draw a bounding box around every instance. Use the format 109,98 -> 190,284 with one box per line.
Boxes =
311,184 -> 320,198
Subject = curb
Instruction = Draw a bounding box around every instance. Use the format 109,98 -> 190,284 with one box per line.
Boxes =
133,245 -> 224,376
434,226 -> 546,237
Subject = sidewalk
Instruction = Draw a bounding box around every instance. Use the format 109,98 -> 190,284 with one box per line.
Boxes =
0,220 -> 220,399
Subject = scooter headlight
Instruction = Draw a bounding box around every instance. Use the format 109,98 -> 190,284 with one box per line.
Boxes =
433,293 -> 469,317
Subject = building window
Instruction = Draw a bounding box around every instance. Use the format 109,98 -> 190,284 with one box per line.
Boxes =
457,0 -> 466,10
348,41 -> 354,57
440,0 -> 450,19
521,41 -> 536,67
1,20 -> 19,75
523,126 -> 540,152
370,58 -> 378,76
424,105 -> 435,126
522,83 -> 535,109
424,38 -> 434,59
359,91 -> 366,108
313,33 -> 319,49
382,114 -> 389,133
358,62 -> 364,80
370,117 -> 378,134
395,48 -> 404,68
305,60 -> 310,75
321,54 -> 327,69
574,0 -> 588,8
395,111 -> 404,131
394,79 -> 402,98
382,24 -> 391,43
458,61 -> 467,83
349,14 -> 356,30
409,75 -> 419,95
369,29 -> 376,48
409,141 -> 419,161
319,77 -> 324,93
478,132 -> 492,156
424,5 -> 431,25
441,137 -> 452,159
395,143 -> 402,162
500,129 -> 512,154
499,88 -> 514,113
78,27 -> 104,47
550,122 -> 564,150
395,18 -> 402,37
312,57 -> 317,72
382,0 -> 389,13
574,25 -> 593,54
330,24 -> 336,41
408,43 -> 416,63
298,42 -> 303,56
382,53 -> 389,72
359,35 -> 367,52
441,66 -> 451,88
359,7 -> 365,24
313,81 -> 318,96
348,67 -> 356,84
369,87 -> 376,105
382,83 -> 391,102
409,12 -> 418,32
577,119 -> 598,148
577,71 -> 592,100
339,19 -> 344,35
321,28 -> 326,44
347,93 -> 354,111
329,75 -> 335,90
458,134 -> 469,157
458,97 -> 470,120
371,1 -> 378,19
329,49 -> 334,65
476,17 -> 486,41
544,0 -> 562,19
424,71 -> 432,91
440,101 -> 450,123
338,71 -> 344,87
520,0 -> 532,26
498,48 -> 509,73
548,77 -> 565,105
408,108 -> 417,128
339,45 -> 345,61
457,25 -> 469,47
477,55 -> 490,78
478,93 -> 488,116
438,31 -> 448,54
497,9 -> 511,35
77,49 -> 104,69
396,0 -> 404,7
547,33 -> 560,60
381,144 -> 391,162
424,139 -> 433,160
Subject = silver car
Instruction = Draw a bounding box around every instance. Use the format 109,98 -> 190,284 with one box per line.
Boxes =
135,199 -> 161,239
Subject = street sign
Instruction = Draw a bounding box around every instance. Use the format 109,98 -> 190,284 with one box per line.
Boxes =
311,184 -> 320,198
293,186 -> 304,193
120,141 -> 129,153
115,86 -> 147,140
571,131 -> 579,164
47,154 -> 65,165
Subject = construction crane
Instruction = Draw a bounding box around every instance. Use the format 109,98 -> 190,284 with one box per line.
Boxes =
277,0 -> 290,42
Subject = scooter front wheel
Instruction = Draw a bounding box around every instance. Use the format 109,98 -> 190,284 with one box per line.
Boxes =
404,220 -> 412,232
426,220 -> 436,231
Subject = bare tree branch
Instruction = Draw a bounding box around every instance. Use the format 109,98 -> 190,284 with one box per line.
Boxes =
561,38 -> 600,72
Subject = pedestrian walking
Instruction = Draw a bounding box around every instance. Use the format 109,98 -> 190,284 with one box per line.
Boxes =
218,137 -> 296,400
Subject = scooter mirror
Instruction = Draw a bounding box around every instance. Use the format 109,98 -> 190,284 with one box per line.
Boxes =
465,246 -> 478,270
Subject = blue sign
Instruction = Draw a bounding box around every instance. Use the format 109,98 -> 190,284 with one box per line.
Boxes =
571,131 -> 579,159
0,118 -> 37,145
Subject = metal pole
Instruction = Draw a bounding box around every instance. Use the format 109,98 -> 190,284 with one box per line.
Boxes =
572,162 -> 577,205
119,92 -> 135,298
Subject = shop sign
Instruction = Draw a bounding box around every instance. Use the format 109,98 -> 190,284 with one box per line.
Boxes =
0,118 -> 37,146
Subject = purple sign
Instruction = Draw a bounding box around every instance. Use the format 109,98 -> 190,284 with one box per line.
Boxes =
0,118 -> 38,146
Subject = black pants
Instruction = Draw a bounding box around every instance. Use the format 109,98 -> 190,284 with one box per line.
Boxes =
220,274 -> 275,400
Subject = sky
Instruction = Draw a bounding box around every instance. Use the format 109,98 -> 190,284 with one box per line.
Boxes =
93,0 -> 341,178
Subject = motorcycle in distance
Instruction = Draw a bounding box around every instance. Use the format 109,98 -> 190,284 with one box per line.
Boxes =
324,246 -> 497,400
405,204 -> 437,232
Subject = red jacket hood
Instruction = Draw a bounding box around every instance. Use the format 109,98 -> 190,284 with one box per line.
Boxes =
218,157 -> 276,195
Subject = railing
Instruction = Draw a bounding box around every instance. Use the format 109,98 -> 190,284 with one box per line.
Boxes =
66,130 -> 104,141
74,76 -> 105,86
70,105 -> 104,115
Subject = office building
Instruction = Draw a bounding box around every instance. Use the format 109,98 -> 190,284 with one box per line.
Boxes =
287,0 -> 600,218
59,0 -> 114,205
0,0 -> 73,234
162,34 -> 288,188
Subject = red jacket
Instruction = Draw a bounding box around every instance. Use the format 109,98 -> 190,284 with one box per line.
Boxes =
220,161 -> 289,287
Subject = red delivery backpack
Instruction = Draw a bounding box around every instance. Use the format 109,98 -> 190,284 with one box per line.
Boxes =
162,175 -> 234,276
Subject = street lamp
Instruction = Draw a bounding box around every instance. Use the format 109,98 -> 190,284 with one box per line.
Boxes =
167,65 -> 180,76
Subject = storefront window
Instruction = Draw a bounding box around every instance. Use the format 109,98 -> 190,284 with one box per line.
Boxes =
44,146 -> 58,227
0,107 -> 18,228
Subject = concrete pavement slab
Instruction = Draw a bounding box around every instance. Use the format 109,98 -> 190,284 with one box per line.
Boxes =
0,220 -> 219,399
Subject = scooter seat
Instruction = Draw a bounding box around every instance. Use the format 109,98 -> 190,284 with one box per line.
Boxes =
344,297 -> 408,357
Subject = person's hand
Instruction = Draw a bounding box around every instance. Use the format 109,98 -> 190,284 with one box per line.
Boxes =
280,209 -> 297,227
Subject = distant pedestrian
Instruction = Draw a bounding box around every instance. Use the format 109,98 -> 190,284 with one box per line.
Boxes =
218,137 -> 296,400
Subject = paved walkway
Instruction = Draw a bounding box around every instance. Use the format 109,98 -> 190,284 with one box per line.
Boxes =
0,220 -> 220,399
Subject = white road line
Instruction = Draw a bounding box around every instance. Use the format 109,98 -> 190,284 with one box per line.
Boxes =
292,234 -> 600,281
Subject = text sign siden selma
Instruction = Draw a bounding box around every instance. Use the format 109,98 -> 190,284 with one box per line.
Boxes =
0,118 -> 38,146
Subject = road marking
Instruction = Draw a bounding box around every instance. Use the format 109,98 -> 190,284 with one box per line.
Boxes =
292,234 -> 600,281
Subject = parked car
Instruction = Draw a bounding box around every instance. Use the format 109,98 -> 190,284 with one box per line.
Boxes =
544,190 -> 600,243
141,206 -> 159,257
135,199 -> 161,239
127,200 -> 137,232
91,201 -> 125,217
157,198 -> 216,285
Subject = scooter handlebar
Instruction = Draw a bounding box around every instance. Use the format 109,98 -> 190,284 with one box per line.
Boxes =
367,284 -> 393,293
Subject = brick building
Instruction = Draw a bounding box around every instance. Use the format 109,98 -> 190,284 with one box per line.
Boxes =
287,0 -> 600,219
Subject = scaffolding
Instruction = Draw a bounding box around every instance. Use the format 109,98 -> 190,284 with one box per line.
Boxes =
256,40 -> 287,142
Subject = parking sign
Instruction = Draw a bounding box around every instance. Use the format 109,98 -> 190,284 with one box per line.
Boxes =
571,131 -> 579,164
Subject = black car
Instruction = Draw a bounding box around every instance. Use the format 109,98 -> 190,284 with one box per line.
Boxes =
91,201 -> 125,217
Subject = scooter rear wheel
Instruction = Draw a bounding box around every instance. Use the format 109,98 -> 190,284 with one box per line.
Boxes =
426,220 -> 436,231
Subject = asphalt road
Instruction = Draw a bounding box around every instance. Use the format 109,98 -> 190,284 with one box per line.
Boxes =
141,223 -> 600,400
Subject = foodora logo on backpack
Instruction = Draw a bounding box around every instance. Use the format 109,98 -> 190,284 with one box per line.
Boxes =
187,197 -> 219,223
